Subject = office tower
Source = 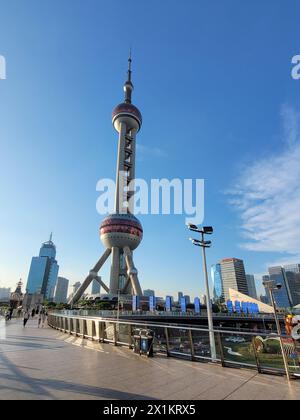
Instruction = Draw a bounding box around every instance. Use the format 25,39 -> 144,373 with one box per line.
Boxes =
284,264 -> 300,274
246,274 -> 258,300
72,282 -> 81,295
211,264 -> 224,301
70,55 -> 144,305
178,292 -> 183,302
285,271 -> 300,306
184,295 -> 191,304
26,234 -> 59,300
54,277 -> 69,304
143,289 -> 155,297
0,288 -> 11,301
267,266 -> 292,309
91,279 -> 101,296
220,258 -> 249,301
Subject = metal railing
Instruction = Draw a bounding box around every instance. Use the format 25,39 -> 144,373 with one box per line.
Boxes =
48,312 -> 300,379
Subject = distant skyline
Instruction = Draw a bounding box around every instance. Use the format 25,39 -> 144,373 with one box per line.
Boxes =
1,0 -> 300,299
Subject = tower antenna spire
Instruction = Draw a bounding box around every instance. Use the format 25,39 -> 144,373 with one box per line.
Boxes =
124,50 -> 134,104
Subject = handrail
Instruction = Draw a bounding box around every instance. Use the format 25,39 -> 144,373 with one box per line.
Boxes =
49,312 -> 284,339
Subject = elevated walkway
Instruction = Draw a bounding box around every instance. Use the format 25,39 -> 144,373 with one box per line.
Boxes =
0,318 -> 300,400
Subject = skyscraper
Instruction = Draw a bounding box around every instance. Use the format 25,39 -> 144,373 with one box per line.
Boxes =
143,289 -> 155,297
284,264 -> 300,274
54,277 -> 69,304
246,274 -> 258,300
91,279 -> 101,296
26,234 -> 59,300
220,258 -> 248,301
284,271 -> 300,306
178,292 -> 183,302
267,266 -> 292,309
211,264 -> 224,301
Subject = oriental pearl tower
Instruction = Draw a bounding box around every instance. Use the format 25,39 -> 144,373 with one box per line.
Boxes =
70,55 -> 143,305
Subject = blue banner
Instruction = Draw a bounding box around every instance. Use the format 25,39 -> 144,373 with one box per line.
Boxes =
166,296 -> 172,312
227,300 -> 234,313
235,301 -> 241,313
180,297 -> 187,313
242,302 -> 248,314
149,296 -> 156,312
132,295 -> 140,312
194,297 -> 201,314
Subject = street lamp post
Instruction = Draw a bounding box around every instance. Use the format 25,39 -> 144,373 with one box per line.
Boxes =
263,280 -> 291,380
188,224 -> 217,362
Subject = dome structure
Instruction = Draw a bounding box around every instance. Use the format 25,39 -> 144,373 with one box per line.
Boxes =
100,213 -> 143,251
112,102 -> 142,133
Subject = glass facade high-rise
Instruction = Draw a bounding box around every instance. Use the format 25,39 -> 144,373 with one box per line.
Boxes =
54,277 -> 69,304
26,235 -> 59,301
246,274 -> 258,300
91,279 -> 101,295
267,266 -> 292,309
211,264 -> 224,301
284,264 -> 300,274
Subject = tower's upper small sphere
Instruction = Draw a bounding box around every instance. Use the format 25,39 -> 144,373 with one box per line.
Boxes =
100,213 -> 143,251
112,103 -> 142,133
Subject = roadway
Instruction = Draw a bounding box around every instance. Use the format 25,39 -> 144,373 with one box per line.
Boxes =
0,318 -> 300,400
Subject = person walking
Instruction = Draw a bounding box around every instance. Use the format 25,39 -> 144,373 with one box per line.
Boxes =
38,313 -> 42,328
23,310 -> 30,328
31,308 -> 36,318
41,311 -> 47,328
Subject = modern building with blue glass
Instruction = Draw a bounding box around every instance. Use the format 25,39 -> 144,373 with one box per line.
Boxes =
267,266 -> 292,309
26,234 -> 59,301
211,264 -> 224,301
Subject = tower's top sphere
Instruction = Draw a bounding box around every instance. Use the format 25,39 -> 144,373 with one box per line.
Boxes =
112,103 -> 142,133
100,213 -> 143,251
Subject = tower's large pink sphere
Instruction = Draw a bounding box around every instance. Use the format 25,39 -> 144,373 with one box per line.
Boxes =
100,214 -> 143,251
112,103 -> 142,133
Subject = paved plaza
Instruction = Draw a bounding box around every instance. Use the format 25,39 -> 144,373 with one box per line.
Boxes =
0,319 -> 300,400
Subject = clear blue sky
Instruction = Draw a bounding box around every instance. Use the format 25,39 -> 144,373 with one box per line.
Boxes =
1,0 -> 300,298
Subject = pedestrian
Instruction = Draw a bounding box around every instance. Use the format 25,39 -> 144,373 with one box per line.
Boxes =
23,310 -> 30,327
31,308 -> 36,318
38,313 -> 42,328
9,308 -> 13,320
42,311 -> 47,328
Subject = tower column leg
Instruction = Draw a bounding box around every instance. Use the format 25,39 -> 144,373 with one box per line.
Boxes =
115,122 -> 127,214
109,247 -> 120,294
123,246 -> 142,296
69,248 -> 111,305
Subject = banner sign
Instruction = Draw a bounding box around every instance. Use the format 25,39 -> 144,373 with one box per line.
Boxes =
149,296 -> 156,312
194,297 -> 201,314
235,301 -> 241,313
227,300 -> 233,313
132,295 -> 140,312
180,297 -> 187,313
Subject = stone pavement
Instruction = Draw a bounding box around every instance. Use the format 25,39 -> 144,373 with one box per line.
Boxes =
0,318 -> 300,400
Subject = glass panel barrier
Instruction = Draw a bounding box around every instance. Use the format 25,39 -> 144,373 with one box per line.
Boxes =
117,323 -> 131,345
151,326 -> 168,353
191,330 -> 211,360
167,328 -> 192,356
220,332 -> 257,368
253,334 -> 286,373
103,322 -> 115,343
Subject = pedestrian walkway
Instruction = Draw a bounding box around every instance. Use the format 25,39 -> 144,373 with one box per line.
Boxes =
0,318 -> 300,400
